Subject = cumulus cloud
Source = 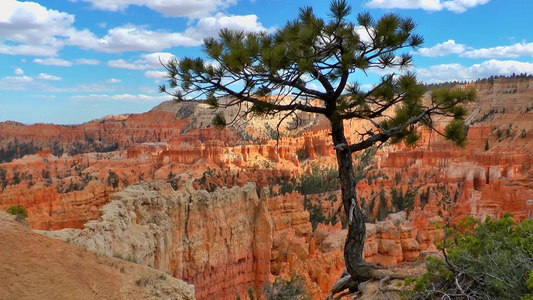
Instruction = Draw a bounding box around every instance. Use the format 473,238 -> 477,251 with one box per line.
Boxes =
416,40 -> 466,57
107,59 -> 146,70
80,14 -> 269,53
1,1 -> 270,55
185,13 -> 269,39
75,58 -> 101,65
69,25 -> 201,53
14,68 -> 24,75
74,0 -> 238,18
364,0 -> 490,13
37,73 -> 62,80
415,40 -> 533,59
105,78 -> 122,83
33,57 -> 73,66
0,1 -> 201,56
144,70 -> 168,79
0,0 -> 76,56
461,42 -> 533,58
108,52 -> 177,70
70,93 -> 168,102
417,59 -> 533,83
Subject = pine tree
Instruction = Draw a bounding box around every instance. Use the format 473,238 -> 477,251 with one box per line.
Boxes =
160,0 -> 475,294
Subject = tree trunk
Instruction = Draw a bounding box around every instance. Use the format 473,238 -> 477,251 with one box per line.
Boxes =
330,119 -> 371,282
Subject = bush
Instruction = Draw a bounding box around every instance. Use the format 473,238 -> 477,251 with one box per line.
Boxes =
240,275 -> 310,300
406,213 -> 533,299
7,205 -> 28,220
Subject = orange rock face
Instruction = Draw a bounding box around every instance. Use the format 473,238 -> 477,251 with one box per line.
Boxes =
1,77 -> 532,298
38,182 -> 443,299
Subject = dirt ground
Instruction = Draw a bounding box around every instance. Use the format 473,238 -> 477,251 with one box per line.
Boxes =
0,212 -> 194,300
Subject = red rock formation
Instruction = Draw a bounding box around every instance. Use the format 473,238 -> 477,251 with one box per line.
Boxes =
1,77 -> 532,299
38,182 -> 442,299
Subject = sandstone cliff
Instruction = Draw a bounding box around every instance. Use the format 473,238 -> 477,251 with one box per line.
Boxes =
39,181 -> 442,299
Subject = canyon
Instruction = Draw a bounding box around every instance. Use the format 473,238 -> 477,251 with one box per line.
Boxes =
0,77 -> 532,298
38,181 -> 443,299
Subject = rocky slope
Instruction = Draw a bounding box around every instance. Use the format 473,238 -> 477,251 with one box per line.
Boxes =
0,211 -> 194,300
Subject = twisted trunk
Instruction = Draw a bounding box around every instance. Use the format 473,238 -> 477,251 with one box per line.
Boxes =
330,119 -> 372,282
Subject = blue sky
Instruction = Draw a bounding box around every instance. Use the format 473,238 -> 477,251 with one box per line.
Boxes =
1,0 -> 532,125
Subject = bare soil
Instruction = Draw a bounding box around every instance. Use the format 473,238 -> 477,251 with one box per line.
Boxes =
0,212 -> 194,300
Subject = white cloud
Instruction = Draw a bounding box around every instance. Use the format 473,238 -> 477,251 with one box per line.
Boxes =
107,59 -> 146,70
14,68 -> 24,75
37,73 -> 62,80
416,40 -> 466,57
0,0 -> 75,56
442,0 -> 490,13
75,25 -> 200,52
33,57 -> 101,66
75,58 -> 101,65
364,0 -> 490,13
70,93 -> 169,102
48,83 -> 114,93
0,75 -> 34,90
106,78 -> 122,83
461,42 -> 533,58
0,44 -> 60,57
144,70 -> 167,79
75,0 -> 238,18
417,60 -> 533,83
185,13 -> 269,39
108,52 -> 176,70
0,1 -> 270,55
34,57 -> 73,66
0,1 -> 200,56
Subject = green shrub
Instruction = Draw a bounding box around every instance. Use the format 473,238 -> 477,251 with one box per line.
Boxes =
7,204 -> 28,220
406,213 -> 533,299
239,275 -> 310,300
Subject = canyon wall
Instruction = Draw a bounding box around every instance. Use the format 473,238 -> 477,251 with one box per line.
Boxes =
2,78 -> 532,228
40,181 -> 442,299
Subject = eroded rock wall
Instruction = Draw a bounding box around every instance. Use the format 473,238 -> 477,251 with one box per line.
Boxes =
39,182 -> 441,299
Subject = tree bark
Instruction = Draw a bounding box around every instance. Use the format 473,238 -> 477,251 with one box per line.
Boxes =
330,119 -> 371,282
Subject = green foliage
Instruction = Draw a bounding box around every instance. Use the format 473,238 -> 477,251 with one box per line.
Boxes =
0,167 -> 7,191
240,274 -> 310,300
107,170 -> 120,189
67,139 -> 119,156
297,165 -> 339,195
57,179 -> 86,194
7,204 -> 28,220
265,123 -> 282,140
303,195 -> 338,230
11,169 -> 20,185
390,186 -> 417,212
167,171 -> 179,190
407,214 -> 533,299
264,275 -> 310,300
0,139 -> 42,163
353,147 -> 377,184
275,165 -> 339,196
